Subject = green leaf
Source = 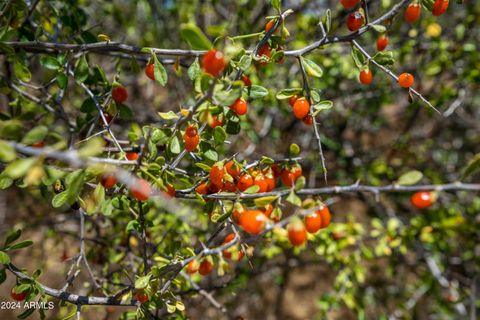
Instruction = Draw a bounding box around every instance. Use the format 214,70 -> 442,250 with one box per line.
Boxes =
371,25 -> 387,33
14,60 -> 31,82
286,190 -> 302,206
8,240 -> 33,250
372,51 -> 395,67
0,251 -> 10,265
0,140 -> 16,162
244,185 -> 260,194
4,158 -> 36,179
301,57 -> 323,78
195,163 -> 211,171
0,120 -> 23,140
254,196 -> 278,207
169,136 -> 181,154
158,111 -> 179,120
17,308 -> 36,319
213,126 -> 227,144
0,174 -> 13,189
40,56 -> 61,70
188,58 -> 201,80
52,191 -> 69,208
271,0 -> 281,11
323,9 -> 332,33
462,153 -> 480,180
78,137 -> 105,158
275,88 -> 303,100
249,85 -> 268,99
21,126 -> 48,145
238,55 -> 252,71
180,23 -> 212,50
5,229 -> 21,247
397,170 -> 423,186
153,54 -> 168,86
56,73 -> 68,89
135,275 -> 151,289
312,100 -> 334,116
351,45 -> 367,69
260,156 -> 275,165
75,54 -> 89,82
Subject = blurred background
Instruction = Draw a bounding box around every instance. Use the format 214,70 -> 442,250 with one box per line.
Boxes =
0,0 -> 480,319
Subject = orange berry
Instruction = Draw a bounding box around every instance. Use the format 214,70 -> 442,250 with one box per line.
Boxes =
254,173 -> 268,193
288,222 -> 307,246
261,203 -> 274,218
239,210 -> 267,235
230,98 -> 248,116
280,169 -> 297,187
184,133 -> 199,152
292,165 -> 303,180
195,182 -> 209,195
317,205 -> 331,229
202,50 -> 226,77
112,85 -> 128,103
209,115 -> 224,128
232,203 -> 247,223
432,0 -> 449,16
145,63 -> 155,80
398,73 -> 414,88
293,98 -> 310,119
222,233 -> 244,261
265,20 -> 276,33
225,161 -> 241,178
347,11 -> 364,32
129,179 -> 151,201
257,44 -> 272,65
187,259 -> 199,274
264,171 -> 276,191
210,163 -> 225,188
165,184 -> 175,198
198,259 -> 213,275
359,69 -> 373,85
404,3 -> 421,23
100,174 -> 117,189
223,180 -> 237,192
305,211 -> 322,233
340,0 -> 360,9
411,191 -> 434,209
376,35 -> 389,51
237,174 -> 254,191
126,152 -> 139,161
185,125 -> 198,138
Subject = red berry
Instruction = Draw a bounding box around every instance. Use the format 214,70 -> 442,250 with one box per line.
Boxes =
271,164 -> 282,178
405,3 -> 421,23
288,222 -> 307,246
165,184 -> 175,198
432,0 -> 449,16
198,259 -> 213,275
292,165 -> 303,180
305,211 -> 322,233
232,203 -> 247,223
239,210 -> 267,235
265,20 -> 276,33
303,115 -> 313,125
411,191 -> 434,209
135,291 -> 149,304
202,50 -> 226,77
184,125 -> 199,152
340,0 -> 360,9
241,74 -> 252,87
195,182 -> 209,195
100,174 -> 117,189
376,35 -> 389,51
10,288 -> 26,301
230,98 -> 248,116
281,169 -> 297,187
31,141 -> 45,148
359,69 -> 373,85
261,203 -> 274,218
130,179 -> 151,201
112,85 -> 128,103
222,233 -> 244,261
145,63 -> 155,80
237,174 -> 254,192
398,73 -> 415,88
347,11 -> 364,32
257,44 -> 272,65
209,115 -> 224,128
293,98 -> 310,119
185,125 -> 198,138
288,95 -> 298,107
264,170 -> 276,191
126,152 -> 139,161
